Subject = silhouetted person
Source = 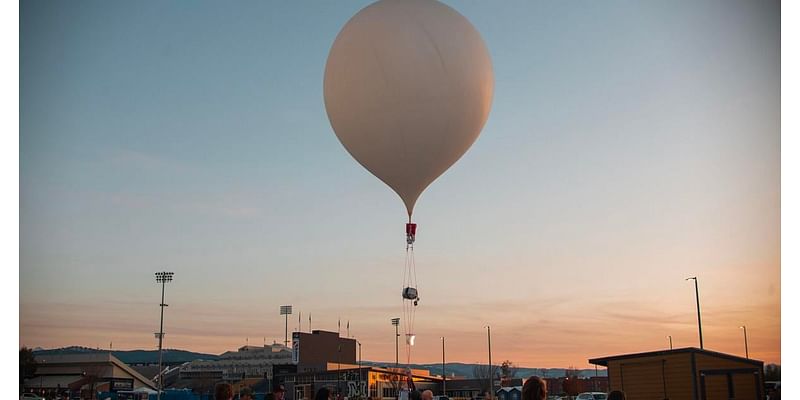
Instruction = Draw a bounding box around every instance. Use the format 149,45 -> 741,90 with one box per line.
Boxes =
315,387 -> 332,400
215,383 -> 234,400
522,376 -> 547,400
406,368 -> 417,392
273,383 -> 287,400
240,387 -> 254,400
608,391 -> 626,400
409,390 -> 422,400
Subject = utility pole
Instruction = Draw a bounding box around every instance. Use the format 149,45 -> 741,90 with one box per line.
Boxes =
686,277 -> 704,349
486,325 -> 493,400
154,271 -> 174,400
441,337 -> 446,396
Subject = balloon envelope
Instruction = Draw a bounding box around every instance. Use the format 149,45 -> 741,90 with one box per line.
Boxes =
324,0 -> 494,217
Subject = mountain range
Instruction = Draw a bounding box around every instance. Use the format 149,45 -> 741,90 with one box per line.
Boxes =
361,361 -> 605,379
31,347 -> 605,378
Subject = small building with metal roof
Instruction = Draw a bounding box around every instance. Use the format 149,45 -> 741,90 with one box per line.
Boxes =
24,352 -> 156,399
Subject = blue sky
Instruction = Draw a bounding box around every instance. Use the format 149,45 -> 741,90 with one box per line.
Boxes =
20,0 -> 779,366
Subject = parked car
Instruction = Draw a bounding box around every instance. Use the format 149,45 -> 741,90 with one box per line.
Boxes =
576,393 -> 607,400
20,394 -> 46,400
765,381 -> 781,390
765,381 -> 781,400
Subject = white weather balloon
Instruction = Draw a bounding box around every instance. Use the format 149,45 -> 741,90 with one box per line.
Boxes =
324,0 -> 494,218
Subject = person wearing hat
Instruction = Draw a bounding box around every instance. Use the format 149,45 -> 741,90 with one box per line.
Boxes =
240,387 -> 254,400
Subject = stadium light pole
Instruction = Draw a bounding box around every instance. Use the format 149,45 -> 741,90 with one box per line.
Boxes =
391,318 -> 400,368
154,271 -> 174,400
739,325 -> 749,359
686,277 -> 704,349
280,305 -> 293,347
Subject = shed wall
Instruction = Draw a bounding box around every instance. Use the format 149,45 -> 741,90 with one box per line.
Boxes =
607,353 -> 694,400
694,353 -> 763,400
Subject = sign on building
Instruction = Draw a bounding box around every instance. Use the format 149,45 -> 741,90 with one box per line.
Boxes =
110,378 -> 134,391
347,381 -> 367,397
292,332 -> 300,364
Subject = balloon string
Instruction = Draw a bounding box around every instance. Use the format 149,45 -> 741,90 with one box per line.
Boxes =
403,248 -> 409,296
411,247 -> 417,294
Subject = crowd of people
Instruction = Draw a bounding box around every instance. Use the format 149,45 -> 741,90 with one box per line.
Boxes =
210,375 -> 628,400
213,382 -> 287,400
520,377 -> 626,400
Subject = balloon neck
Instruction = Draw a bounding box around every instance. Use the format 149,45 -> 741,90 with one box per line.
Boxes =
405,222 -> 417,247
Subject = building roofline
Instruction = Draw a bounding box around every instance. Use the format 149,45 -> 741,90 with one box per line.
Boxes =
289,366 -> 442,382
588,347 -> 763,368
104,353 -> 158,390
34,352 -> 156,390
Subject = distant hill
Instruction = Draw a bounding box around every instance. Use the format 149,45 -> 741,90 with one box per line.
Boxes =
31,347 -> 604,378
361,361 -> 606,378
33,346 -> 219,365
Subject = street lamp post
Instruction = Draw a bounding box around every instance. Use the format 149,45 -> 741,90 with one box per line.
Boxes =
337,343 -> 342,397
485,326 -> 493,400
441,337 -> 446,396
686,277 -> 704,349
358,341 -> 363,396
391,318 -> 400,368
154,271 -> 174,400
280,305 -> 293,347
740,326 -> 749,359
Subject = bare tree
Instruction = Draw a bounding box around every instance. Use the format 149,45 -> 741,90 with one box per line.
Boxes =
473,364 -> 498,396
380,372 -> 402,400
764,364 -> 780,381
81,363 -> 108,400
20,347 -> 38,394
499,361 -> 517,381
561,367 -> 581,400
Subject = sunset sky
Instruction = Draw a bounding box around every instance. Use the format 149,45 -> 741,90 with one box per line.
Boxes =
20,0 -> 779,368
